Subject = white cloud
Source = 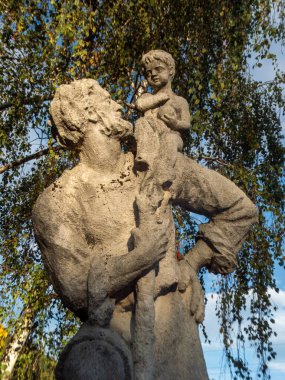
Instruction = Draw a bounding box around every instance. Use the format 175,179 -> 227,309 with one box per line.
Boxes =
270,288 -> 285,308
202,288 -> 285,378
269,362 -> 285,373
268,289 -> 285,344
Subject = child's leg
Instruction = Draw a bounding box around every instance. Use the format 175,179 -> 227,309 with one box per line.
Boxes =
134,117 -> 159,170
155,132 -> 183,187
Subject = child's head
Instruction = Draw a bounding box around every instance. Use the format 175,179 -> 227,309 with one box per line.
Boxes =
141,50 -> 175,83
141,50 -> 175,75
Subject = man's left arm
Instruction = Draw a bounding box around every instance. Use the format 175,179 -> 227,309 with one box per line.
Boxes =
172,155 -> 259,276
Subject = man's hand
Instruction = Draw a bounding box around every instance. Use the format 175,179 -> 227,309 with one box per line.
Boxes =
131,225 -> 168,265
178,260 -> 205,323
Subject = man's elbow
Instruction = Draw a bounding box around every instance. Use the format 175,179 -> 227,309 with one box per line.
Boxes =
243,197 -> 259,224
177,121 -> 191,131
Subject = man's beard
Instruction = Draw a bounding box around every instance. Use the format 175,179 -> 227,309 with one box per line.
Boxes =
99,111 -> 133,140
112,118 -> 133,140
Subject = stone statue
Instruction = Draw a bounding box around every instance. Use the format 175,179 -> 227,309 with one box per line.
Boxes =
135,50 -> 190,186
32,51 -> 258,380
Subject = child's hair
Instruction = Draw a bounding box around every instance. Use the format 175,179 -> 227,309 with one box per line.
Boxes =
141,50 -> 175,79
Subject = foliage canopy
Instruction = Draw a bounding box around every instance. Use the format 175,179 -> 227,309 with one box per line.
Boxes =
0,0 -> 284,378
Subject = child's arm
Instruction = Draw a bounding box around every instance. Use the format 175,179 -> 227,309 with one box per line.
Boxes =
176,97 -> 191,130
160,97 -> 191,131
135,92 -> 169,113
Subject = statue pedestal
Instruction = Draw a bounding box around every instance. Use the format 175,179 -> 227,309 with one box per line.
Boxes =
56,323 -> 133,380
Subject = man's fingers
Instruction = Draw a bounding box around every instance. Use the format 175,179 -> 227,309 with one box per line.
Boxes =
190,277 -> 205,323
177,260 -> 205,323
178,261 -> 191,292
190,278 -> 200,316
195,299 -> 205,323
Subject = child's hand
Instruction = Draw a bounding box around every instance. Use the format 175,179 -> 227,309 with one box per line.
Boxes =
158,106 -> 178,129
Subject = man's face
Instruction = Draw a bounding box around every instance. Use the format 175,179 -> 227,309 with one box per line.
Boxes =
96,92 -> 132,139
144,59 -> 172,90
102,92 -> 123,118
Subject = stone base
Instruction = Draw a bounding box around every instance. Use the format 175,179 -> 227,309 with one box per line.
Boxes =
55,323 -> 133,380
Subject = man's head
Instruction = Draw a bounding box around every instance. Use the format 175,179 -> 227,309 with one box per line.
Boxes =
50,79 -> 133,149
141,50 -> 175,90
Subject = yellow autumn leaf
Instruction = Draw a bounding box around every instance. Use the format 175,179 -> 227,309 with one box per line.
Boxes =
0,324 -> 8,348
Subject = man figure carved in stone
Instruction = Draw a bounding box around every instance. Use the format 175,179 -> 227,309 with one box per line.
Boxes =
32,53 -> 258,379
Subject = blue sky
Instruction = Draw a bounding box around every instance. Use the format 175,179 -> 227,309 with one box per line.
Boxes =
202,42 -> 285,379
202,288 -> 285,380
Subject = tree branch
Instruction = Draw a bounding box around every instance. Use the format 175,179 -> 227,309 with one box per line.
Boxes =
0,146 -> 62,175
0,96 -> 52,112
191,154 -> 233,168
0,102 -> 13,111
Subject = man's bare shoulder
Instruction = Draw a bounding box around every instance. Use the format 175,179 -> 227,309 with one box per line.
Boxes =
33,168 -> 79,215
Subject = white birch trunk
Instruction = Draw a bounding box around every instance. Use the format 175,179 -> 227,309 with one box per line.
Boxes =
1,307 -> 34,380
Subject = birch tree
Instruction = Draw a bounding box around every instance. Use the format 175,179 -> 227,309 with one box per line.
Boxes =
0,1 -> 284,378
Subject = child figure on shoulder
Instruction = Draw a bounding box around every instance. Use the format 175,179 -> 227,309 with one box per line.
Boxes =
134,49 -> 191,190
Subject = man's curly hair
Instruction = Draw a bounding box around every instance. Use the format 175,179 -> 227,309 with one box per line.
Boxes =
50,79 -> 132,148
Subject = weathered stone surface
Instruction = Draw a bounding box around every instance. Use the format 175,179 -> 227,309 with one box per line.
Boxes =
135,50 -> 190,190
32,53 -> 258,379
56,323 -> 133,380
